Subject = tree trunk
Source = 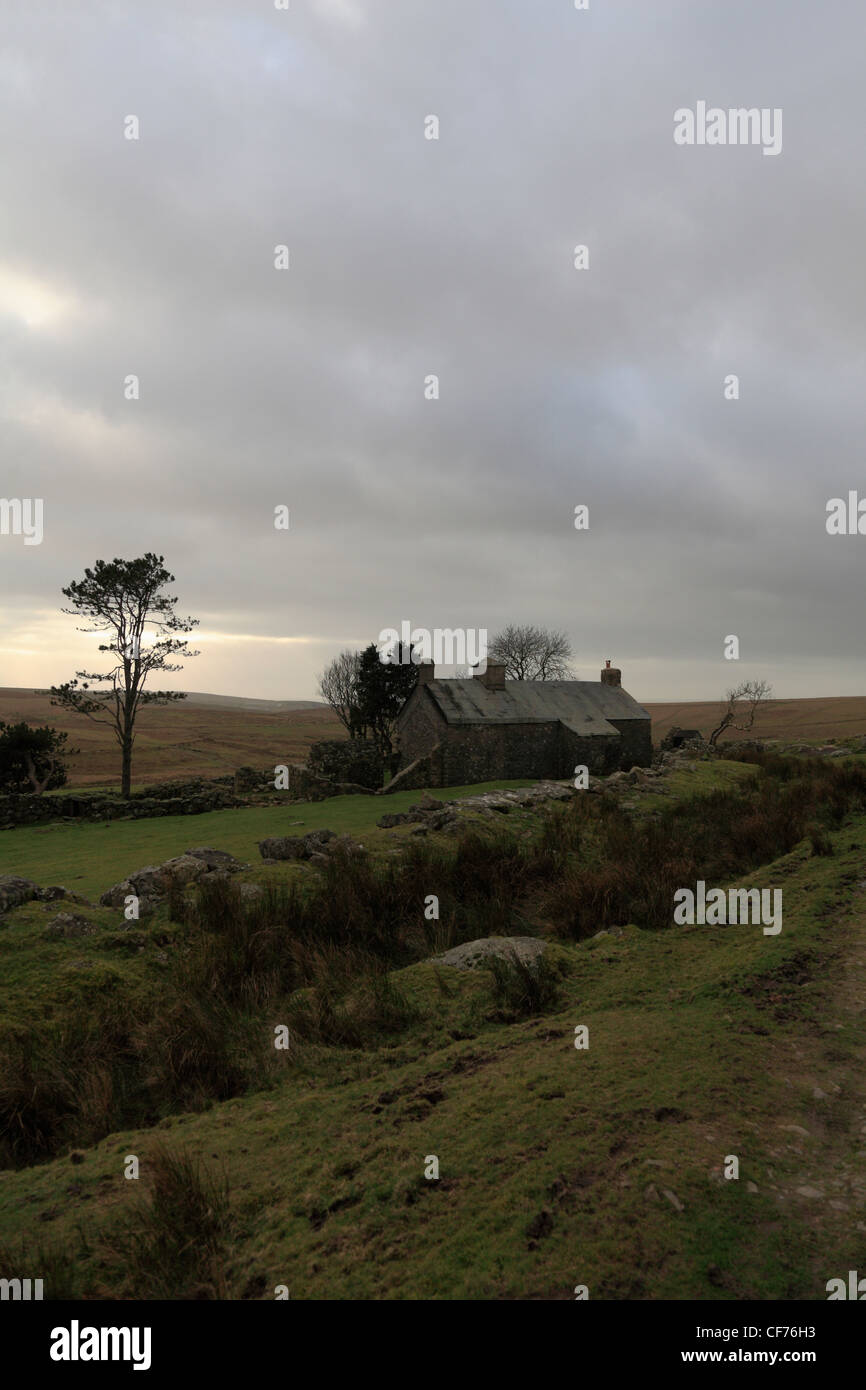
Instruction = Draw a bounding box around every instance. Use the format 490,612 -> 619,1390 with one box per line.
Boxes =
121,735 -> 133,798
708,716 -> 730,747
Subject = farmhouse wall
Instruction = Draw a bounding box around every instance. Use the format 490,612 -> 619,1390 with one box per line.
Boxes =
556,725 -> 622,776
437,722 -> 560,784
608,718 -> 653,768
397,690 -> 449,767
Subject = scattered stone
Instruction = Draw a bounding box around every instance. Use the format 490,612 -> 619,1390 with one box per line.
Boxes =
257,836 -> 307,861
605,771 -> 630,787
43,913 -> 99,940
100,848 -> 247,911
746,1181 -> 759,1194
434,936 -> 546,971
795,1186 -> 824,1199
412,793 -> 447,811
258,829 -> 338,861
780,1124 -> 810,1138
304,829 -> 337,849
183,846 -> 244,870
0,876 -> 44,913
327,833 -> 365,856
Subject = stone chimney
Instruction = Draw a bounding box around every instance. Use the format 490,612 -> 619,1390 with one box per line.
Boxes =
416,660 -> 436,685
600,659 -> 621,688
479,662 -> 506,691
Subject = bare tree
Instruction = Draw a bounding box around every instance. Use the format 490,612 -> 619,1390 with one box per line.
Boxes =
318,649 -> 362,736
708,679 -> 773,747
487,624 -> 575,680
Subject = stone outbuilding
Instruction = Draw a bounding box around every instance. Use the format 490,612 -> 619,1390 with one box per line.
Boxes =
390,660 -> 652,791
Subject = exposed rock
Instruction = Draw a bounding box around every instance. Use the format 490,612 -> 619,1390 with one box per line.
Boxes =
257,829 -> 337,861
99,848 -> 247,911
435,936 -> 546,970
40,885 -> 73,902
303,829 -> 337,849
604,771 -> 630,787
42,913 -> 99,940
378,812 -> 410,828
411,793 -> 447,812
257,836 -> 307,861
183,846 -> 245,870
0,876 -> 42,914
327,833 -> 366,856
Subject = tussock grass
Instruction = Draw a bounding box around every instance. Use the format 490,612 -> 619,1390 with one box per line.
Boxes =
98,1146 -> 232,1299
483,949 -> 565,1022
547,752 -> 866,937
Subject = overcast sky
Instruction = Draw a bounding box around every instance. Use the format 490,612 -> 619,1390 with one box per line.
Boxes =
1,0 -> 864,702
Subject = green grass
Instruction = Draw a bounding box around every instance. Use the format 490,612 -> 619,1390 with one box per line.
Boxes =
0,780 -> 537,900
636,757 -> 759,811
2,814 -> 865,1299
4,755 -> 866,1299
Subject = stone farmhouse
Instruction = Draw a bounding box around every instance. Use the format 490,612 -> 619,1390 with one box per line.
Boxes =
388,660 -> 652,792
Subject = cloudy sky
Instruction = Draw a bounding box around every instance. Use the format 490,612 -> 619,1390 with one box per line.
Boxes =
1,0 -> 864,701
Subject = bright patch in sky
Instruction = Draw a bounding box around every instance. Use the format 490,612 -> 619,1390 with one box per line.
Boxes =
0,266 -> 76,330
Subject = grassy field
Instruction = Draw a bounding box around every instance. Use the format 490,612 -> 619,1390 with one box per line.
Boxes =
4,686 -> 866,792
2,753 -> 866,1299
0,780 -> 537,901
0,688 -> 342,789
647,695 -> 866,745
2,804 -> 865,1297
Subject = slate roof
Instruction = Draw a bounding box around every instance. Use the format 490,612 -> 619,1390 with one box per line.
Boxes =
419,679 -> 650,737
